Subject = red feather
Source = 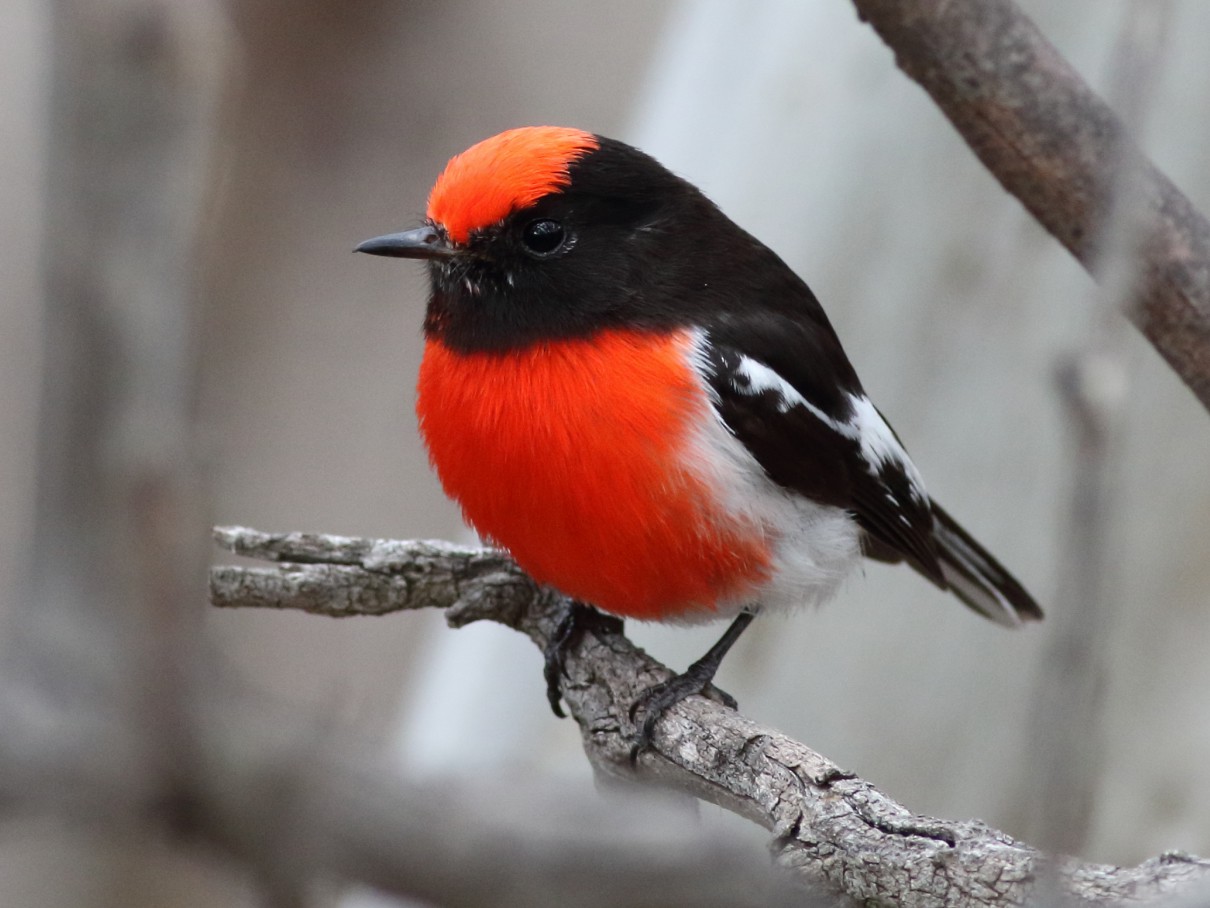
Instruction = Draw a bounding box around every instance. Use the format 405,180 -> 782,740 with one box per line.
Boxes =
417,328 -> 771,619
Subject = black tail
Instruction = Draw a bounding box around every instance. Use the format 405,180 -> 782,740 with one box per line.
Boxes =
927,503 -> 1043,627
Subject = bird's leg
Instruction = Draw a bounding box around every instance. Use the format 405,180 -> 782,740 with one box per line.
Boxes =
629,608 -> 758,760
543,600 -> 624,718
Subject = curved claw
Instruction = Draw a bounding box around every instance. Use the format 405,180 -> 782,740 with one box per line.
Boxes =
544,660 -> 569,719
626,610 -> 756,763
542,601 -> 623,718
627,669 -> 739,764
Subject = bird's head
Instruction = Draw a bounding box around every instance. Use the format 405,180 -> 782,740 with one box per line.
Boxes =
357,126 -> 728,352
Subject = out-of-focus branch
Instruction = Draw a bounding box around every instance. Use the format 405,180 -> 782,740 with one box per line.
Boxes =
1021,2 -> 1171,857
849,0 -> 1210,412
9,0 -> 230,904
0,714 -> 799,908
212,527 -> 1210,907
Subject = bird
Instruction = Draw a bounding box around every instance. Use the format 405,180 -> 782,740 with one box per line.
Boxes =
357,125 -> 1042,752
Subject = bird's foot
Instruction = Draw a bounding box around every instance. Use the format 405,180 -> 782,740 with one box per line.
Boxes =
543,600 -> 623,718
628,664 -> 737,763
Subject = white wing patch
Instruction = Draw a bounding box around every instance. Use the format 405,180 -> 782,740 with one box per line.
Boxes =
734,356 -> 808,414
845,395 -> 927,504
731,354 -> 928,506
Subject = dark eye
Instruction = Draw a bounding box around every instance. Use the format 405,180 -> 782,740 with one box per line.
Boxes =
521,219 -> 566,256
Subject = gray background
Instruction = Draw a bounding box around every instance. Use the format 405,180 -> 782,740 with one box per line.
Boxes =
3,2 -> 1209,904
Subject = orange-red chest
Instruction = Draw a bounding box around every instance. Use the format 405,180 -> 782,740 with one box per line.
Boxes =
416,329 -> 770,620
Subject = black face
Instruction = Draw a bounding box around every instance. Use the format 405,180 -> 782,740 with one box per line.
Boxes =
422,138 -> 691,352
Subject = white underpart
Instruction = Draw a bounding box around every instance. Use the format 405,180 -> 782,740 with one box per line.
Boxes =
734,353 -> 927,505
682,332 -> 863,619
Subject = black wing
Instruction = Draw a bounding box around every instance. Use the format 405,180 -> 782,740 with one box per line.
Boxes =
697,325 -> 1042,626
698,329 -> 944,583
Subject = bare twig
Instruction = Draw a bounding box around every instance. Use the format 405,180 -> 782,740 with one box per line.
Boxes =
849,0 -> 1210,412
212,527 -> 1210,907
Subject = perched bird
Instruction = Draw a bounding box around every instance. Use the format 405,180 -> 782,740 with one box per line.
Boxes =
358,126 -> 1042,749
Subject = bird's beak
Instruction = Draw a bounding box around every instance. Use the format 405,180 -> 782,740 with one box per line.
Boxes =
354,225 -> 457,260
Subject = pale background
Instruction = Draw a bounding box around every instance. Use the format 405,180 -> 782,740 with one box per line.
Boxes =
3,1 -> 1209,904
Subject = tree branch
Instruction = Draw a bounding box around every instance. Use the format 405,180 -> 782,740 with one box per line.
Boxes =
212,527 -> 1210,907
848,0 -> 1210,412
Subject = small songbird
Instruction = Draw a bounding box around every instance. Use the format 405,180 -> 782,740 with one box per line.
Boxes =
358,126 -> 1042,749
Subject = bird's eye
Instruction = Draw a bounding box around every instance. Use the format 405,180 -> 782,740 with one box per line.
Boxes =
521,219 -> 566,256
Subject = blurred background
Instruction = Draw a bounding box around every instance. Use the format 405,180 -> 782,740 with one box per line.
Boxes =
3,0 -> 1210,904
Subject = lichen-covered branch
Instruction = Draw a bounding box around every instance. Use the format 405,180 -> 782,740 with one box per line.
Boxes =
849,0 -> 1210,412
211,527 -> 1210,907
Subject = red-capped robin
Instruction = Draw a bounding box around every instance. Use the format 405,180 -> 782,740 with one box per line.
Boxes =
358,126 -> 1042,750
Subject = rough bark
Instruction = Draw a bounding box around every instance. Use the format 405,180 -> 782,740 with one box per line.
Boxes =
848,0 -> 1210,412
211,527 -> 1210,907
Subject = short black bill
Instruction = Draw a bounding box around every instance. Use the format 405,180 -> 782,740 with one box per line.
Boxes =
355,225 -> 456,260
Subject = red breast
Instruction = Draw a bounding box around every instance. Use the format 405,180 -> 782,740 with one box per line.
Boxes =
417,327 -> 772,619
